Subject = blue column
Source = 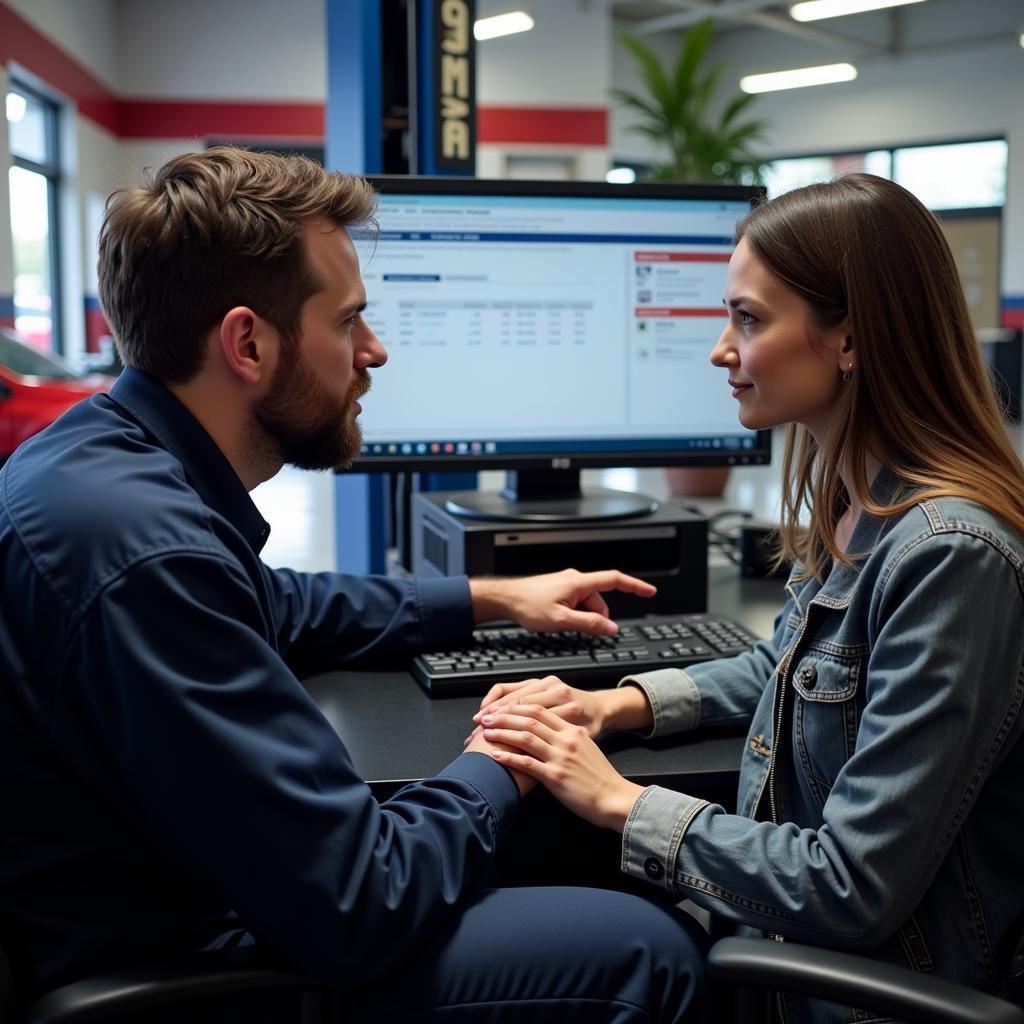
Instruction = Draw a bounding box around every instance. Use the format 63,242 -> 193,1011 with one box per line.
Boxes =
414,0 -> 478,496
326,0 -> 388,574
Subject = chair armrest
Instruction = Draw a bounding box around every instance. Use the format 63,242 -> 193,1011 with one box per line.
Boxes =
707,937 -> 1024,1024
23,950 -> 325,1024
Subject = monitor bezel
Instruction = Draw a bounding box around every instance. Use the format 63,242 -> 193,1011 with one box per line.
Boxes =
346,175 -> 770,474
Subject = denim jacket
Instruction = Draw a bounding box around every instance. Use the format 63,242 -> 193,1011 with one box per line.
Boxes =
620,467 -> 1024,1024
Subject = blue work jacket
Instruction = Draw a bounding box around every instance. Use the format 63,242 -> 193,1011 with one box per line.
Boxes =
622,468 -> 1024,1023
0,368 -> 519,997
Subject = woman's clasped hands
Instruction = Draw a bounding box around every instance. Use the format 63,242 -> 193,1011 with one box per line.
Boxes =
468,676 -> 653,832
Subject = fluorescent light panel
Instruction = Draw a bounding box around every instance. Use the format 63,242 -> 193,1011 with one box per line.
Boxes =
790,0 -> 925,22
606,167 -> 637,184
474,11 -> 534,40
740,62 -> 857,93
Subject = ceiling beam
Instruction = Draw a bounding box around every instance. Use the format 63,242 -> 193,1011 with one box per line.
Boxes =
630,0 -> 886,54
740,9 -> 886,51
633,0 -> 777,33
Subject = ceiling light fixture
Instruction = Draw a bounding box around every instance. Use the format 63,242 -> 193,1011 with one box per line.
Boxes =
790,0 -> 925,22
740,62 -> 858,93
5,92 -> 27,123
473,11 -> 535,41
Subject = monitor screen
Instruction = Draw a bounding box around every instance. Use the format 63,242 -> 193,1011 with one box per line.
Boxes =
349,177 -> 769,475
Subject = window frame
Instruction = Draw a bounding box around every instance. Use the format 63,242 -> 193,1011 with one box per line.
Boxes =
7,78 -> 63,354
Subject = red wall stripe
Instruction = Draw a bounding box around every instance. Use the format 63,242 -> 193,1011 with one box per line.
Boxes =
118,100 -> 325,140
0,3 -> 119,134
477,106 -> 607,146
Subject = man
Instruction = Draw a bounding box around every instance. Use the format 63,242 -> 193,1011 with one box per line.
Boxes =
0,147 -> 708,1021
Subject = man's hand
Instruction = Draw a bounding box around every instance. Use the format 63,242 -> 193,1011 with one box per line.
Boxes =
464,729 -> 535,796
469,569 -> 656,637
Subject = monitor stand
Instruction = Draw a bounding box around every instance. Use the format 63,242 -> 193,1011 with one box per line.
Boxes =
444,468 -> 658,523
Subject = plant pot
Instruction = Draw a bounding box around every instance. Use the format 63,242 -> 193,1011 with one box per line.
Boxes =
665,466 -> 731,498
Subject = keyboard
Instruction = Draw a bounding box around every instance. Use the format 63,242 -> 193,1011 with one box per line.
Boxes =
411,613 -> 759,697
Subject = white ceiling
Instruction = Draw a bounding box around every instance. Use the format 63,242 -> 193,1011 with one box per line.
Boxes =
610,0 -> 1024,63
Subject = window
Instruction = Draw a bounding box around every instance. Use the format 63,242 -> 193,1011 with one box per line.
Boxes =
892,140 -> 1007,211
6,83 -> 61,352
762,150 -> 891,199
763,138 -> 1007,211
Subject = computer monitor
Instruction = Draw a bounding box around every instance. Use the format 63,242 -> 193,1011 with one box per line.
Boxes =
348,176 -> 769,521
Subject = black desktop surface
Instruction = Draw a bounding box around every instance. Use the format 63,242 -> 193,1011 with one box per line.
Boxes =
303,565 -> 784,802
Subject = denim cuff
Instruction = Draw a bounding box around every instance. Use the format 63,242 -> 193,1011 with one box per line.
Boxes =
621,785 -> 709,893
617,668 -> 701,738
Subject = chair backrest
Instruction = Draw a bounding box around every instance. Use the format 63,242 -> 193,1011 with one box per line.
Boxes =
0,938 -> 20,1020
1005,924 -> 1024,1007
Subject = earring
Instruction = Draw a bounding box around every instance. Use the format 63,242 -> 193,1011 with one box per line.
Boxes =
842,363 -> 853,383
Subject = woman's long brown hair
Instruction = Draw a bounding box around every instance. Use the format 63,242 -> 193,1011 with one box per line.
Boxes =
737,173 -> 1024,580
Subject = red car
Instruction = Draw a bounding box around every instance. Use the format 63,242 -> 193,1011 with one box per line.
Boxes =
0,328 -> 116,462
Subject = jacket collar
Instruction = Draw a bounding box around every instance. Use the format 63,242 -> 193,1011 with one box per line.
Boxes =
109,367 -> 271,554
786,465 -> 908,613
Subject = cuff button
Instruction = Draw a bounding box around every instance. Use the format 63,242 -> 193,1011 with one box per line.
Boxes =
644,857 -> 665,880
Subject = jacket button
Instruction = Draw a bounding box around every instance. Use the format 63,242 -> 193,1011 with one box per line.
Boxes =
798,665 -> 818,689
644,857 -> 665,880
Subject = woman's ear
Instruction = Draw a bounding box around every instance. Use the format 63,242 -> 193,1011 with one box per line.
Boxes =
822,317 -> 854,375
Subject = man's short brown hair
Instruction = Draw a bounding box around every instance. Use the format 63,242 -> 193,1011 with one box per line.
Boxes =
98,146 -> 377,384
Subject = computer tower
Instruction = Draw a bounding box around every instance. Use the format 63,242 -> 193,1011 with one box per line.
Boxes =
411,491 -> 709,616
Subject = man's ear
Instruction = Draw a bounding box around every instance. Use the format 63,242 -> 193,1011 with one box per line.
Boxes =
218,306 -> 274,385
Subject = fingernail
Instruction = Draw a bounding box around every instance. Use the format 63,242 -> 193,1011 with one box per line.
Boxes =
481,715 -> 494,725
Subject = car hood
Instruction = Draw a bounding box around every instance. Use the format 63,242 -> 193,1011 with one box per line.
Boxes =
15,373 -> 116,398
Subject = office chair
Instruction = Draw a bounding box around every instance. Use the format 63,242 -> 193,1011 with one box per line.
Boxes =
707,935 -> 1024,1024
0,940 -> 332,1024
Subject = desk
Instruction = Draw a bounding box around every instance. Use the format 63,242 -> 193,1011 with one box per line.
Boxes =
304,565 -> 786,802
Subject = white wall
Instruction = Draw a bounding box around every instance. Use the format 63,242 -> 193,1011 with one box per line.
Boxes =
610,21 -> 1024,295
476,0 -> 610,107
474,0 -> 613,182
4,0 -> 118,91
115,0 -> 326,99
76,117 -> 127,290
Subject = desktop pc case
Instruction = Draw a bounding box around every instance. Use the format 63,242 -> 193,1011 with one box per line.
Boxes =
411,491 -> 709,617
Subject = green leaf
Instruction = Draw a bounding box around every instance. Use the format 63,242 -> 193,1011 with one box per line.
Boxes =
675,19 -> 715,98
612,22 -> 767,184
720,92 -> 758,127
618,34 -> 675,116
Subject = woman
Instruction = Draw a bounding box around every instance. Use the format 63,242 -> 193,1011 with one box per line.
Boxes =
472,174 -> 1024,1024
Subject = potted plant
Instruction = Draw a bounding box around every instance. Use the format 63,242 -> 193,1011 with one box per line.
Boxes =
614,20 -> 767,497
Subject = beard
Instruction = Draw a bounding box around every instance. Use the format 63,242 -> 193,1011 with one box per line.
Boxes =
251,352 -> 370,472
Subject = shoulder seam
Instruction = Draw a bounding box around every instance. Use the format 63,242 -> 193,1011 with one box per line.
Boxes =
877,506 -> 1024,601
